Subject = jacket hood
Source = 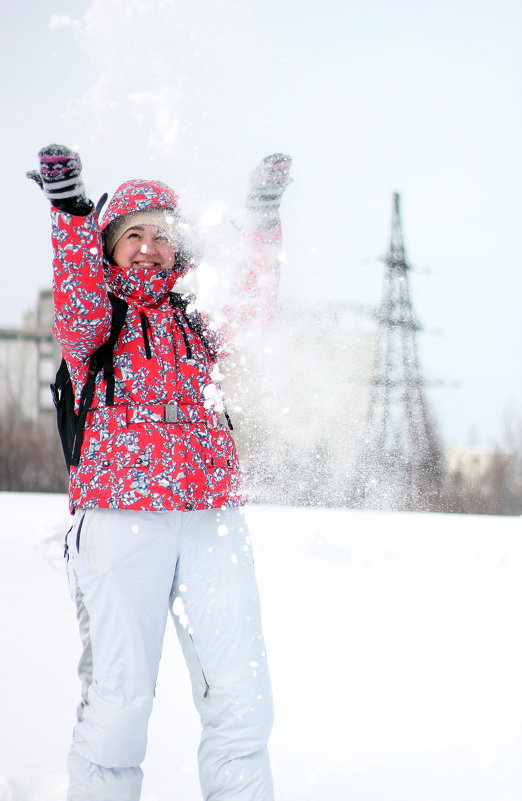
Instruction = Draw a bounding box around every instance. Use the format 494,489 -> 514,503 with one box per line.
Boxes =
100,179 -> 179,231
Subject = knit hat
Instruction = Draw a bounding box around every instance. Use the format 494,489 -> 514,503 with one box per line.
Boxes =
103,208 -> 177,258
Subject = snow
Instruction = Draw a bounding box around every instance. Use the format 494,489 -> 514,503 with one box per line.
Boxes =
1,492 -> 521,800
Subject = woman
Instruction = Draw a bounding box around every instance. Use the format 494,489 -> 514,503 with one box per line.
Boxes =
27,144 -> 292,801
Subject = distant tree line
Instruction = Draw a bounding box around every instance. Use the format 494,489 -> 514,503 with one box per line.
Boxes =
0,406 -> 68,494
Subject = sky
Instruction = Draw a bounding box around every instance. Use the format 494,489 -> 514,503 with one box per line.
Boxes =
2,0 -> 521,449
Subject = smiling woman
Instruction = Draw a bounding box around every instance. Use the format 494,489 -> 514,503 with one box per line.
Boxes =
112,225 -> 176,271
27,141 -> 292,801
98,178 -> 193,306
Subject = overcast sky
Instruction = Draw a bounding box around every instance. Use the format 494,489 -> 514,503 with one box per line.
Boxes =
3,0 -> 521,449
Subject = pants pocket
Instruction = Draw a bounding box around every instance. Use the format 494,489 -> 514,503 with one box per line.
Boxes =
64,512 -> 86,598
75,513 -> 86,554
189,632 -> 210,698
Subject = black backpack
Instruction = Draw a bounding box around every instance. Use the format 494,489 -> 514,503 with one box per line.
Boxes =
50,293 -> 128,472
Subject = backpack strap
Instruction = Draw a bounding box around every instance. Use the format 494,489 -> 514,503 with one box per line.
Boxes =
102,294 -> 129,406
70,294 -> 128,467
95,192 -> 108,218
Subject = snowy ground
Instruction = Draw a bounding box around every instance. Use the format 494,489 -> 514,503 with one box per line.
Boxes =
1,492 -> 521,801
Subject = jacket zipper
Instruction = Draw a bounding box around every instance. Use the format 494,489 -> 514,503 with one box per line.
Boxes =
189,633 -> 210,698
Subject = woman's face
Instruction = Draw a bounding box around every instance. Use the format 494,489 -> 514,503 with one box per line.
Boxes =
112,224 -> 176,271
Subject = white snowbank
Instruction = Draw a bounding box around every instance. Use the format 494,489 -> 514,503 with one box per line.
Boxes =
0,493 -> 521,800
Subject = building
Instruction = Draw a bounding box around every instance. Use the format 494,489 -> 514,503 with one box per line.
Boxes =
447,446 -> 516,488
0,289 -> 60,422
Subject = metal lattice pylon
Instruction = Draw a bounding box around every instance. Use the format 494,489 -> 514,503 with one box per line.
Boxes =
351,193 -> 444,510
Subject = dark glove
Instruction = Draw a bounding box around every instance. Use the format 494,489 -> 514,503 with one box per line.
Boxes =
246,153 -> 292,229
26,144 -> 91,215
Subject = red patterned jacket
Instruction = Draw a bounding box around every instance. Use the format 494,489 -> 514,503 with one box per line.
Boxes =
51,180 -> 281,513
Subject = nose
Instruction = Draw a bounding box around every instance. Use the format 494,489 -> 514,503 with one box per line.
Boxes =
143,234 -> 160,255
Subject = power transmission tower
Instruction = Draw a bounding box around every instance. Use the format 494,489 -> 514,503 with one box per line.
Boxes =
351,193 -> 444,510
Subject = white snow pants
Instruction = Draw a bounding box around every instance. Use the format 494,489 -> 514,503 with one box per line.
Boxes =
65,507 -> 274,801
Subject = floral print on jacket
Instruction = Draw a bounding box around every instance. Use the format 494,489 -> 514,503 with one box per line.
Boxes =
51,182 -> 281,513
